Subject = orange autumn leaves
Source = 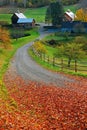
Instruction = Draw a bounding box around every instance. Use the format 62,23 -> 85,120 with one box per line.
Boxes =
2,72 -> 87,130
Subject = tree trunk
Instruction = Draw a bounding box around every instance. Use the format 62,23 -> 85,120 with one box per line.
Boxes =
61,59 -> 63,71
75,60 -> 77,72
68,58 -> 71,67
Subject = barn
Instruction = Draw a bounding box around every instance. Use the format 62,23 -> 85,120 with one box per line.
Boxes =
11,12 -> 35,28
64,9 -> 76,22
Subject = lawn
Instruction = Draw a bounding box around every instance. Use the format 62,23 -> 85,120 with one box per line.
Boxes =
0,28 -> 39,80
24,7 -> 47,22
64,4 -> 78,12
43,33 -> 74,43
29,33 -> 87,76
0,6 -> 47,23
0,14 -> 11,23
0,4 -> 77,24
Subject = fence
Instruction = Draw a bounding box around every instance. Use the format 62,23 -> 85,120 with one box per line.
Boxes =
32,48 -> 87,74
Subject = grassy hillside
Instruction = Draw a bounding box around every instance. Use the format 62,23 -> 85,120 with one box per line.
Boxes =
0,28 -> 39,80
24,7 -> 47,22
64,4 -> 78,12
0,6 -> 47,23
0,14 -> 11,23
0,4 -> 77,23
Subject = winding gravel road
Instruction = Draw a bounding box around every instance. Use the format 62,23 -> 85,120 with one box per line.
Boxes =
10,23 -> 77,87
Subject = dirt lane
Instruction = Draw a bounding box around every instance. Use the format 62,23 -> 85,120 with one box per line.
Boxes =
7,24 -> 79,87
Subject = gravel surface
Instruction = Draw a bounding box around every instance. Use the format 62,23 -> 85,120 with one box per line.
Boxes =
7,25 -> 75,87
8,23 -> 78,87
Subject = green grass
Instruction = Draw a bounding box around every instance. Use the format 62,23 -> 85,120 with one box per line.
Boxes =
0,28 -> 39,80
0,28 -> 39,102
45,45 -> 57,57
29,47 -> 87,77
0,14 -> 12,23
29,32 -> 87,77
0,4 -> 77,24
24,7 -> 47,22
64,4 -> 78,13
43,33 -> 74,43
29,48 -> 59,72
0,6 -> 47,23
0,28 -> 39,100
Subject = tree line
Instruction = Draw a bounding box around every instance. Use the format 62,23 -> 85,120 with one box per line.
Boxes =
0,0 -> 80,7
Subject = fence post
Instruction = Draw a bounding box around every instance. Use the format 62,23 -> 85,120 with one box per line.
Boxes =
53,57 -> 55,66
61,59 -> 63,71
40,53 -> 42,60
48,56 -> 49,64
75,60 -> 77,72
44,53 -> 45,62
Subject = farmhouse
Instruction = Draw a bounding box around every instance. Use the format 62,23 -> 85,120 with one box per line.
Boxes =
11,12 -> 35,28
64,9 -> 76,21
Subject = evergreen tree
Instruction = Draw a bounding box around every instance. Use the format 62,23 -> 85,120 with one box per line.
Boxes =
45,1 -> 64,26
45,6 -> 52,24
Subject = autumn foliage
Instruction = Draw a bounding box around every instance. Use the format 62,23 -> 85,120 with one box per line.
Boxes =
0,68 -> 86,130
75,8 -> 87,22
0,26 -> 11,49
33,40 -> 47,54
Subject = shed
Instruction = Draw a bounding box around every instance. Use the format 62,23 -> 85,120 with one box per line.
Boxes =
11,12 -> 35,27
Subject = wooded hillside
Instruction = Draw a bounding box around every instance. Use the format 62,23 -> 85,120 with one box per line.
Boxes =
0,0 -> 80,7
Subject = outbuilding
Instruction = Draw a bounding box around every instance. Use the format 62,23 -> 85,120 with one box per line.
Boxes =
11,12 -> 35,28
64,9 -> 76,22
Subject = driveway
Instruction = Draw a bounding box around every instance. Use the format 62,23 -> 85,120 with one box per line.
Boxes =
8,23 -> 79,87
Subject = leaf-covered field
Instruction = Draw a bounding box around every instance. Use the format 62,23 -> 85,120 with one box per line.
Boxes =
0,67 -> 87,130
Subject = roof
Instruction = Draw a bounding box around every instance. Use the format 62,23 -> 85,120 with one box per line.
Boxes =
65,9 -> 75,21
17,18 -> 34,23
15,13 -> 26,18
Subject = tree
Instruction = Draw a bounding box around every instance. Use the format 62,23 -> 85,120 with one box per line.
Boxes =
33,40 -> 47,54
0,27 -> 11,49
74,36 -> 87,52
75,8 -> 87,22
45,1 -> 64,26
74,36 -> 87,44
45,6 -> 52,24
55,43 -> 86,67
